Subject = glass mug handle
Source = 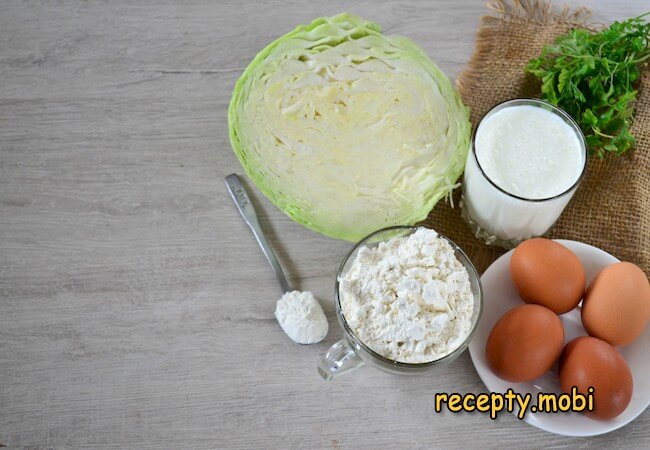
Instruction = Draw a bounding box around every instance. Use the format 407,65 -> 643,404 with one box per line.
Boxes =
318,339 -> 364,380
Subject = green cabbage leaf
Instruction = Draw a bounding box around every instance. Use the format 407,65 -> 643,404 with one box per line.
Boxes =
229,13 -> 470,241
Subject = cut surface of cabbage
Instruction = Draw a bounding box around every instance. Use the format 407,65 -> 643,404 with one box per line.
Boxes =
229,13 -> 470,241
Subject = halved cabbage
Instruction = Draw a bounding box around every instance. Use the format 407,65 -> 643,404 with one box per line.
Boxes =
229,13 -> 470,241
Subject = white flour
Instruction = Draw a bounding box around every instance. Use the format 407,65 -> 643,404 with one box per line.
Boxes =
339,228 -> 474,363
275,290 -> 328,344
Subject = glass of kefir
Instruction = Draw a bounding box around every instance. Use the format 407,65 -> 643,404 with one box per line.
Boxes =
461,99 -> 587,248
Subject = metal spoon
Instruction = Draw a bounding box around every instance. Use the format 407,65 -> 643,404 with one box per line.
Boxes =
224,173 -> 291,293
225,173 -> 329,345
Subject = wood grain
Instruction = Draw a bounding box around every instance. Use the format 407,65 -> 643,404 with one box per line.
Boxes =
0,1 -> 647,448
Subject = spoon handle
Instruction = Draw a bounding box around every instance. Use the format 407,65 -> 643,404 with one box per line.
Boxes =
225,174 -> 292,293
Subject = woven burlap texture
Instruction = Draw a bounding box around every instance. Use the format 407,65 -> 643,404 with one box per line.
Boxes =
423,0 -> 649,275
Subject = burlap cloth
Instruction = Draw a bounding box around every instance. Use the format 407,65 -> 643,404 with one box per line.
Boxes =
423,0 -> 650,275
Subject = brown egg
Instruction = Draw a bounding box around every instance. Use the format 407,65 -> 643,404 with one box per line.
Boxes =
510,238 -> 586,314
582,262 -> 650,346
486,304 -> 564,382
559,336 -> 633,420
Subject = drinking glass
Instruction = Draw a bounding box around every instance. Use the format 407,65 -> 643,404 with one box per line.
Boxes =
461,99 -> 588,249
318,226 -> 483,380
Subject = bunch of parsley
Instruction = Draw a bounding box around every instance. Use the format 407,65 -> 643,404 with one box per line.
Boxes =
526,13 -> 650,157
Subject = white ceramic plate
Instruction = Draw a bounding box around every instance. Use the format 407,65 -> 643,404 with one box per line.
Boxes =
468,240 -> 649,436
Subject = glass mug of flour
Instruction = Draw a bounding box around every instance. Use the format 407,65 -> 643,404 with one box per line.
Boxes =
318,226 -> 482,380
461,99 -> 588,248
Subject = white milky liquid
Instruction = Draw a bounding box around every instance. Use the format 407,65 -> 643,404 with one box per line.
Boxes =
463,104 -> 585,242
475,105 -> 583,199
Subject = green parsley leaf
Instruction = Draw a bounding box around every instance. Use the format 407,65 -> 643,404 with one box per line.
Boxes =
526,13 -> 649,157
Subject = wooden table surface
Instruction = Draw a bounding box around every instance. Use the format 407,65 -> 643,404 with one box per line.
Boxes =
1,1 -> 648,448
